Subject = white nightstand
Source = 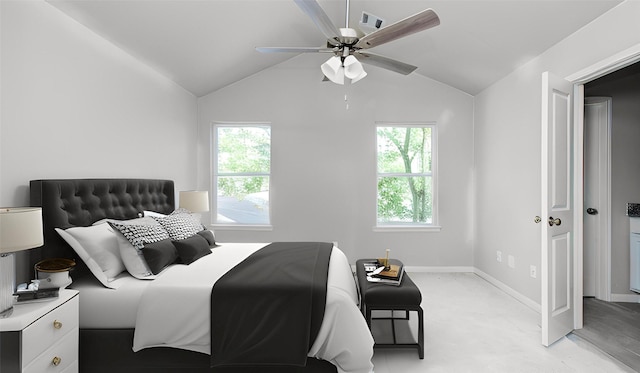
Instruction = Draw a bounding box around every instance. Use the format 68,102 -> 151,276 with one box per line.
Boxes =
0,289 -> 79,373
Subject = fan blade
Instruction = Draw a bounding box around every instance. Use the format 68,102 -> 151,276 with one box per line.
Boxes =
354,51 -> 417,75
256,47 -> 334,53
294,0 -> 341,45
355,9 -> 439,49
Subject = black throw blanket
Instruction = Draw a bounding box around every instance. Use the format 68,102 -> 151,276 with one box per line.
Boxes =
210,242 -> 333,368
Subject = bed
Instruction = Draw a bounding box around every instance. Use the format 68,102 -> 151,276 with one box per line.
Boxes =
29,178 -> 374,373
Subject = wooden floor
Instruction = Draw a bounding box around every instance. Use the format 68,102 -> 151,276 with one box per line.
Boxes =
573,298 -> 640,372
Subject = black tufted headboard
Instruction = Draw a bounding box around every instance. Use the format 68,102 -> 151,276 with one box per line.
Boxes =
29,179 -> 175,277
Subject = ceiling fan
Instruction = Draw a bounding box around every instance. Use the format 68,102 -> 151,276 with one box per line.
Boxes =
256,0 -> 440,84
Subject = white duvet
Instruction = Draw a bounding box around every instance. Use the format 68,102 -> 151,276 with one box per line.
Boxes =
132,243 -> 374,373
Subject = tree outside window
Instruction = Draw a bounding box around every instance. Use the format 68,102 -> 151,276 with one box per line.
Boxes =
213,124 -> 271,225
377,124 -> 436,225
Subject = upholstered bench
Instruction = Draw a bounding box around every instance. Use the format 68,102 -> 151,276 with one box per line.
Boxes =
355,259 -> 424,359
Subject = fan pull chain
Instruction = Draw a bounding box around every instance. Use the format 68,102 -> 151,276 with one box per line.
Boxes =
345,94 -> 349,110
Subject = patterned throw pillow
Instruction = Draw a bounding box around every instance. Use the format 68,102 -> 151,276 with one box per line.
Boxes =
152,209 -> 204,241
109,221 -> 170,250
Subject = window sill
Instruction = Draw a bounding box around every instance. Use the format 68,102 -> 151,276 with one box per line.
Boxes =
210,224 -> 273,231
373,225 -> 442,233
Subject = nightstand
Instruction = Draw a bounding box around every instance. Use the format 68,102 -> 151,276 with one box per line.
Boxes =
0,289 -> 79,373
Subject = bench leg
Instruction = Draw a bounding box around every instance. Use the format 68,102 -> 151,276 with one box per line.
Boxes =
367,306 -> 424,359
418,306 -> 424,359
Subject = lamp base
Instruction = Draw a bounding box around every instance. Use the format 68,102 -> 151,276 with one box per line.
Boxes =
0,253 -> 16,317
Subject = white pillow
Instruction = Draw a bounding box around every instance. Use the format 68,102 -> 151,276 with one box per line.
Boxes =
143,210 -> 167,218
55,224 -> 125,289
95,217 -> 160,279
112,232 -> 156,280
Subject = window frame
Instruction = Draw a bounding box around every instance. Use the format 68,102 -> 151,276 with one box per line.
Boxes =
374,122 -> 440,232
211,122 -> 273,230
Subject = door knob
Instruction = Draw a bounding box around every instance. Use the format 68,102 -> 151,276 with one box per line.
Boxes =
548,217 -> 561,226
586,208 -> 598,215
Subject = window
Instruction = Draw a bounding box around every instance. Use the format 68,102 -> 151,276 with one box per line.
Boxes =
376,123 -> 437,227
213,124 -> 271,225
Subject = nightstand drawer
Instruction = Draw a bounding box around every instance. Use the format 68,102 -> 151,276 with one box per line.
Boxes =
22,296 -> 79,366
60,360 -> 78,373
23,328 -> 78,373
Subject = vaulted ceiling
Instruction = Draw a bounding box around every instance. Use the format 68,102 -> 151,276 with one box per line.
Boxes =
48,0 -> 622,97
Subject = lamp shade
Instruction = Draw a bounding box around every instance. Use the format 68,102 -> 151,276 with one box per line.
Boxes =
322,55 -> 367,85
0,207 -> 44,253
179,191 -> 210,213
321,56 -> 345,85
343,55 -> 364,79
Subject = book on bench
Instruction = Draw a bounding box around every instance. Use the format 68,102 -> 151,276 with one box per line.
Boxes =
366,261 -> 405,286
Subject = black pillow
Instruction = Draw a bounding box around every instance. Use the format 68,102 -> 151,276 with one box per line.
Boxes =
142,239 -> 178,274
173,234 -> 212,264
197,230 -> 219,248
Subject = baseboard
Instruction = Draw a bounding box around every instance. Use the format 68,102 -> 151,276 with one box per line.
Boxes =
610,292 -> 640,303
356,263 -> 639,311
350,264 -> 474,273
353,263 -> 541,312
404,266 -> 474,273
473,268 -> 541,313
402,265 -> 540,312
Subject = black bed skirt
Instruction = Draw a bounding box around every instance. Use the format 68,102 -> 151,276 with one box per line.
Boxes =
80,329 -> 338,373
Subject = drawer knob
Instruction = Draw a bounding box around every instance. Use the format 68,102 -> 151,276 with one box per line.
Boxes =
53,320 -> 62,329
52,356 -> 62,366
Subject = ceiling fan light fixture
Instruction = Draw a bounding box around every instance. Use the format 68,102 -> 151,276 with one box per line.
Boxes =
351,70 -> 367,83
322,54 -> 366,85
321,56 -> 345,84
343,55 -> 365,80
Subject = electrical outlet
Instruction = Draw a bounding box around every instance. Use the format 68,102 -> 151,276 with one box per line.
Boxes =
508,255 -> 515,268
530,265 -> 537,278
496,251 -> 502,263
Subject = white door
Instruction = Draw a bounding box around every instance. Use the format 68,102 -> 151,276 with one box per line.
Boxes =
583,97 -> 611,299
541,71 -> 575,347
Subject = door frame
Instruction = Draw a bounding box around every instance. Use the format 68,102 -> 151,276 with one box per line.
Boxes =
565,42 -> 640,330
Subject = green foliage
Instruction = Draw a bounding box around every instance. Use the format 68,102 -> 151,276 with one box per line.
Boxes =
216,126 -> 270,199
217,176 -> 268,199
377,126 -> 433,224
216,124 -> 433,224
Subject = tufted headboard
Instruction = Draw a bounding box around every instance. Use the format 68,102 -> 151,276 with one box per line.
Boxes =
29,179 -> 175,276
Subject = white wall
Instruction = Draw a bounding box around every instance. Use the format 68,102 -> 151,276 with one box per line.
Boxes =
197,54 -> 475,265
1,1 -> 197,206
585,71 -> 640,295
474,0 -> 640,304
0,1 -> 197,280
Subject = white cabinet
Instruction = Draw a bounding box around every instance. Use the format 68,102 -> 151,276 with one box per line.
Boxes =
630,218 -> 640,294
0,290 -> 79,373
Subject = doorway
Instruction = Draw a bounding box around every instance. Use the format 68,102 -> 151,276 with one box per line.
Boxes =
583,61 -> 640,301
574,61 -> 640,370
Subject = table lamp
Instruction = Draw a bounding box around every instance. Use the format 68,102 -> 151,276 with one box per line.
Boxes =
0,207 -> 44,317
179,191 -> 210,213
